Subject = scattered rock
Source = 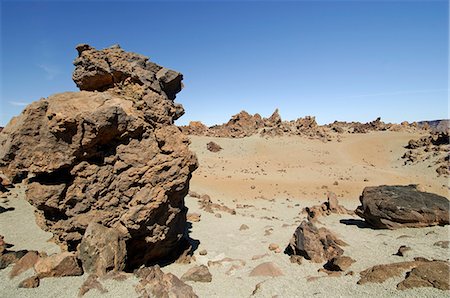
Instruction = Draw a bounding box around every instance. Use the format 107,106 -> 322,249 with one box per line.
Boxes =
394,245 -> 411,257
249,262 -> 284,277
135,265 -> 198,298
302,192 -> 353,220
288,220 -> 346,263
78,223 -> 126,276
0,250 -> 28,270
324,256 -> 355,271
18,275 -> 40,288
187,213 -> 201,222
206,141 -> 222,153
9,251 -> 39,278
181,265 -> 212,283
199,249 -> 207,256
433,241 -> 449,249
289,255 -> 303,265
268,243 -> 280,252
34,252 -> 83,278
355,185 -> 449,229
78,274 -> 108,297
239,224 -> 249,231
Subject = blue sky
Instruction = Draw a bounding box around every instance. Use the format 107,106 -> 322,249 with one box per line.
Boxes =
1,0 -> 448,127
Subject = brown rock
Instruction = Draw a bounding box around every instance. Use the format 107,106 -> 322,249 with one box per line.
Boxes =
206,141 -> 222,153
199,249 -> 207,256
18,275 -> 40,288
135,265 -> 198,298
0,250 -> 28,270
268,243 -> 280,251
394,245 -> 411,257
0,45 -> 198,268
324,256 -> 355,271
34,252 -> 83,278
355,185 -> 449,229
397,261 -> 449,291
433,240 -> 449,249
288,220 -> 345,263
239,224 -> 249,231
181,265 -> 212,282
289,255 -> 303,265
9,251 -> 39,278
78,223 -> 126,276
78,274 -> 108,297
187,213 -> 201,222
249,262 -> 284,277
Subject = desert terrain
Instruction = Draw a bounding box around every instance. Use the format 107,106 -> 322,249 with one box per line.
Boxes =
1,129 -> 449,297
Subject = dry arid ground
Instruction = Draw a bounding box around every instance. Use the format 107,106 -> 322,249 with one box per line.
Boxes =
1,130 -> 449,297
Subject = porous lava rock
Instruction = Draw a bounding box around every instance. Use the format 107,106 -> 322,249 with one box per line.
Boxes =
355,185 -> 449,229
0,44 -> 198,269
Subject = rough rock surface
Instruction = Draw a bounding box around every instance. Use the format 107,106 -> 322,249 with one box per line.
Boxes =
135,265 -> 198,298
358,258 -> 449,291
0,45 -> 198,268
397,260 -> 450,291
288,220 -> 346,263
206,141 -> 222,153
34,252 -> 83,278
78,223 -> 127,276
355,185 -> 449,229
324,256 -> 355,272
9,251 -> 39,277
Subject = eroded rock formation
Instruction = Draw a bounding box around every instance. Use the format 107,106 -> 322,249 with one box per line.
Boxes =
0,44 -> 198,269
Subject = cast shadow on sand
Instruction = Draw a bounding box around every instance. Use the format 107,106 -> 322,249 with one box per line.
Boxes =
339,218 -> 372,229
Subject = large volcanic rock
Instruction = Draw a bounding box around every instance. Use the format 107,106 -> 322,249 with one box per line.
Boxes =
355,185 -> 449,229
0,44 -> 198,268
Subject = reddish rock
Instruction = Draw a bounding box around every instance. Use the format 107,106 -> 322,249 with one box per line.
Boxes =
78,274 -> 108,296
34,252 -> 83,278
249,262 -> 284,277
135,265 -> 198,298
181,265 -> 212,283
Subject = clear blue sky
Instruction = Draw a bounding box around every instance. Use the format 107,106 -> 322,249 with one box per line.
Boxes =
1,0 -> 448,127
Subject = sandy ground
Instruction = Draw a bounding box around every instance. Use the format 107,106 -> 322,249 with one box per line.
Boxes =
1,131 -> 449,297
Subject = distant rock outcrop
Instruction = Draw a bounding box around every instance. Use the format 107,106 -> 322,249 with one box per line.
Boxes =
0,44 -> 198,269
355,185 -> 449,229
402,131 -> 449,176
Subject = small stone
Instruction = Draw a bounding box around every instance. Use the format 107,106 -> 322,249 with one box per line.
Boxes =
394,245 -> 411,257
181,265 -> 212,283
289,255 -> 302,265
268,243 -> 279,251
187,213 -> 201,222
433,241 -> 449,249
215,213 -> 222,218
18,275 -> 39,288
239,224 -> 249,231
199,250 -> 207,256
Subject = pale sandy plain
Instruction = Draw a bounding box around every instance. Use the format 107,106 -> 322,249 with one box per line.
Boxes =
1,131 -> 449,297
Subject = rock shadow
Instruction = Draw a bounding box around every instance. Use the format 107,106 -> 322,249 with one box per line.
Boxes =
339,218 -> 373,229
